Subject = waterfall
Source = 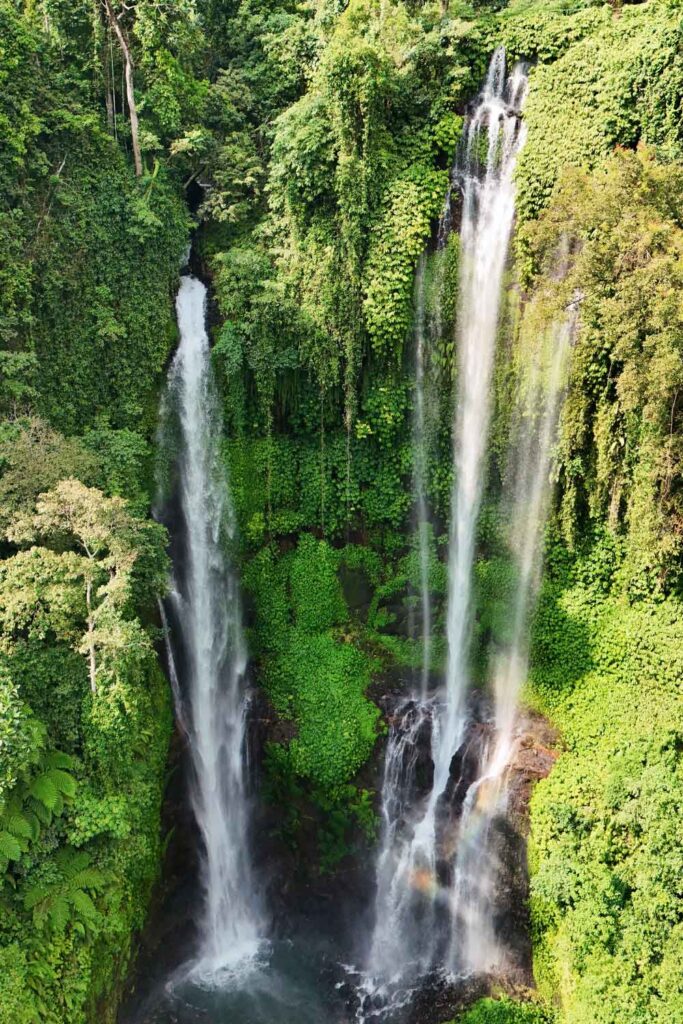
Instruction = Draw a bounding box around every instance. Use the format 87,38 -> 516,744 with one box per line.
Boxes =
412,255 -> 433,698
361,50 -> 528,1007
493,312 -> 574,759
447,306 -> 575,975
432,48 -> 528,818
159,275 -> 263,981
361,699 -> 434,1012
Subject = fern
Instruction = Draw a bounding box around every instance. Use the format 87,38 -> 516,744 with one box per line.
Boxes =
28,773 -> 59,812
0,830 -> 23,864
70,889 -> 96,917
54,848 -> 90,875
49,768 -> 76,798
23,848 -> 105,936
28,798 -> 52,827
0,748 -> 78,870
44,751 -> 75,772
47,895 -> 70,934
4,811 -> 34,840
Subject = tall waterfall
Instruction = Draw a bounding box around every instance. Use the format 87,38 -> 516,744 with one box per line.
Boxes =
412,255 -> 433,698
433,48 -> 528,817
361,50 -> 528,1007
448,306 -> 574,975
160,275 -> 262,980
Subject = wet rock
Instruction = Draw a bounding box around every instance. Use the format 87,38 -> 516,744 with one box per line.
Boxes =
407,972 -> 490,1024
507,712 -> 559,829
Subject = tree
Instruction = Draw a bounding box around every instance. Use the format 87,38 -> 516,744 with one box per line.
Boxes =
0,417 -> 99,534
0,668 -> 77,873
7,479 -> 168,693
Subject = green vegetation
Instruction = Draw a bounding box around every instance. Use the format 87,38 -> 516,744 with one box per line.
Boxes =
528,541 -> 683,1024
520,149 -> 683,592
505,0 -> 683,221
506,74 -> 683,1022
246,535 -> 380,790
1,0 -> 683,1020
0,432 -> 171,1023
0,1 -> 189,1017
450,996 -> 552,1023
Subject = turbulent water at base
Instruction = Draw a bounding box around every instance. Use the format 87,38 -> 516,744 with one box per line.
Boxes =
360,699 -> 434,1015
360,50 -> 528,1012
159,275 -> 262,981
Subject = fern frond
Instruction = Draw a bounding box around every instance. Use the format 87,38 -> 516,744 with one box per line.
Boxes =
55,848 -> 90,875
71,867 -> 104,891
70,889 -> 97,919
24,810 -> 40,842
48,768 -> 77,799
29,774 -> 59,811
48,895 -> 70,934
28,797 -> 51,826
23,882 -> 51,912
0,830 -> 23,862
44,751 -> 76,772
3,812 -> 33,839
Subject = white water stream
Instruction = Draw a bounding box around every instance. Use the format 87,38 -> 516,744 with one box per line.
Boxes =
412,255 -> 434,699
162,275 -> 263,981
433,48 -> 528,824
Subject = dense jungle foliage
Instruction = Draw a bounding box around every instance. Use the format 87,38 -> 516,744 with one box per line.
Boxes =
0,0 -> 682,1021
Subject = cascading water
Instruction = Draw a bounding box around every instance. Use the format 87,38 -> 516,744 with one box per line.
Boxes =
412,254 -> 433,698
492,313 -> 574,759
432,48 -> 528,821
447,305 -> 575,975
360,700 -> 434,1014
361,50 -> 528,1009
159,274 -> 263,981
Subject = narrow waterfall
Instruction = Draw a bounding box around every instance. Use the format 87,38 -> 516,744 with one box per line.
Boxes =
361,50 -> 528,1008
412,254 -> 433,698
492,312 -> 574,759
448,307 -> 575,975
432,48 -> 528,814
361,699 -> 434,1012
159,275 -> 262,980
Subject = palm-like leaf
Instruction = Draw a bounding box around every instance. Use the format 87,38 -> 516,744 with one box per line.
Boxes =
0,830 -> 23,864
4,811 -> 34,840
23,848 -> 105,936
28,773 -> 59,811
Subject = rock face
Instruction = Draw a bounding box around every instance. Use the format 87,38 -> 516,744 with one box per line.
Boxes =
507,713 -> 560,829
407,973 -> 490,1024
497,716 -> 559,986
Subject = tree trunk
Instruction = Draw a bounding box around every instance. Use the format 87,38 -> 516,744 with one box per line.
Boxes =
103,0 -> 142,176
105,82 -> 114,132
85,580 -> 97,694
104,35 -> 115,134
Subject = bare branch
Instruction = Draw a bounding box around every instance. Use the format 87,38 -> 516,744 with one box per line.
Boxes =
102,0 -> 142,176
